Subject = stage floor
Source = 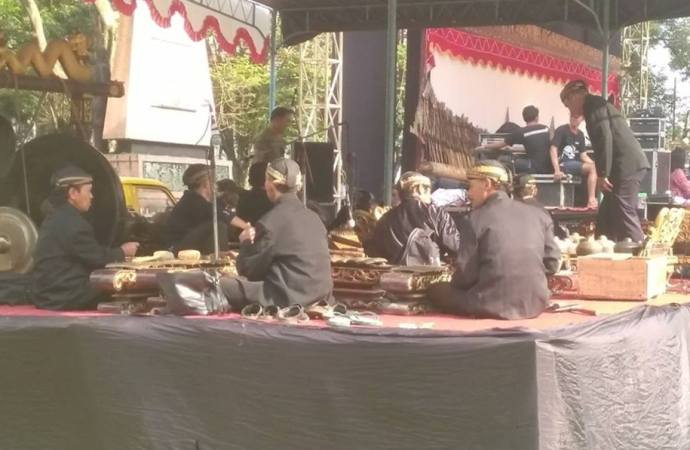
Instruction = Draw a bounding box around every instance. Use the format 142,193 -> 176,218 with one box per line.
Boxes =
1,288 -> 690,335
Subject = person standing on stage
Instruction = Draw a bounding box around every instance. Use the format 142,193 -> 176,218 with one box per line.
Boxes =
219,158 -> 333,310
251,107 -> 294,164
478,105 -> 551,174
560,80 -> 650,242
366,171 -> 460,266
32,166 -> 139,310
429,161 -> 560,320
550,115 -> 599,208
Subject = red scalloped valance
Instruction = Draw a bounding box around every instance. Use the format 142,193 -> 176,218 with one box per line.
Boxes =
426,28 -> 619,99
85,0 -> 270,63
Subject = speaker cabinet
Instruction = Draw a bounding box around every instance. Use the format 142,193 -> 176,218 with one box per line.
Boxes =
293,142 -> 335,203
640,150 -> 671,195
629,118 -> 665,134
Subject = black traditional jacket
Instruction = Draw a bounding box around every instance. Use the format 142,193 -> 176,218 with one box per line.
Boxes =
450,192 -> 560,320
583,94 -> 650,182
32,203 -> 124,310
162,190 -> 213,247
237,193 -> 332,307
366,198 -> 461,266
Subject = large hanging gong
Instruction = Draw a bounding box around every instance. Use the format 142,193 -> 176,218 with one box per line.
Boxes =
0,133 -> 127,246
0,207 -> 38,273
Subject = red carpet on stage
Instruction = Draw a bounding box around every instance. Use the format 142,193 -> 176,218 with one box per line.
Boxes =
0,304 -> 598,333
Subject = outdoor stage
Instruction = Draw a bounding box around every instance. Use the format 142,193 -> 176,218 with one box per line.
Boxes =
1,291 -> 690,449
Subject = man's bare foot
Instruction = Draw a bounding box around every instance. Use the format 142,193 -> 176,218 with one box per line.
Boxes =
587,198 -> 598,209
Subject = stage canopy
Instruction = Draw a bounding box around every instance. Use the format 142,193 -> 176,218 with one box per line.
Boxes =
86,0 -> 272,62
256,0 -> 690,45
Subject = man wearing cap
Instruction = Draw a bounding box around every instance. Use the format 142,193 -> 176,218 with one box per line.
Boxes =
32,165 -> 139,310
366,171 -> 460,266
560,80 -> 650,242
252,107 -> 294,164
162,164 -> 246,254
219,158 -> 333,309
429,161 -> 560,320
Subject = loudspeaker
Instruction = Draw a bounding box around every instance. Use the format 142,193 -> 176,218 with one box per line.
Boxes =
640,150 -> 671,195
293,142 -> 335,203
635,134 -> 665,149
629,118 -> 665,134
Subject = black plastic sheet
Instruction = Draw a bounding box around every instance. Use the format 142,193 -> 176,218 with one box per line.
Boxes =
0,304 -> 687,449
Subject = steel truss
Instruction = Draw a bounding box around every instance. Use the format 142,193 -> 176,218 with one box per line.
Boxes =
620,22 -> 651,115
297,32 -> 345,208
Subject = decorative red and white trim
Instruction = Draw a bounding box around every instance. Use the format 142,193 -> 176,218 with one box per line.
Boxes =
426,28 -> 619,101
84,0 -> 270,63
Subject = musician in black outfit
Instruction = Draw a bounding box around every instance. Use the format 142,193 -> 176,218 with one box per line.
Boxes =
560,80 -> 650,242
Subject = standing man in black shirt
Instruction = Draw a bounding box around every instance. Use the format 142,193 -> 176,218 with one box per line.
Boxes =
550,115 -> 598,208
480,105 -> 551,174
560,80 -> 650,242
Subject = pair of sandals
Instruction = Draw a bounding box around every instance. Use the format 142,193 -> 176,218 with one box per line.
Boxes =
240,301 -> 383,328
307,300 -> 383,327
241,304 -> 310,323
326,311 -> 383,328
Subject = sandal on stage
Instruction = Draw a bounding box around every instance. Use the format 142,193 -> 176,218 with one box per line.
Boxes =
306,300 -> 347,319
327,311 -> 383,328
347,311 -> 383,327
241,303 -> 263,320
277,305 -> 310,324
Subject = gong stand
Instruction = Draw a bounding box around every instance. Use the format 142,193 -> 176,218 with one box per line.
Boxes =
0,73 -> 124,140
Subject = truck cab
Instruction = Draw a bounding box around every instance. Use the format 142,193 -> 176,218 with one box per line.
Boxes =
119,177 -> 177,255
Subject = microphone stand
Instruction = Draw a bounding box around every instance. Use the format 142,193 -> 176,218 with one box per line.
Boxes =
209,123 -> 222,262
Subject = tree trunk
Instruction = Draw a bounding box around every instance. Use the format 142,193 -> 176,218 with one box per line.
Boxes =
93,0 -> 117,30
20,0 -> 46,50
20,0 -> 66,78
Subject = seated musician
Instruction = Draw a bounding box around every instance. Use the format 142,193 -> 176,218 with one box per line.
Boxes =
219,158 -> 333,310
550,115 -> 598,208
236,162 -> 274,226
32,166 -> 139,310
477,105 -> 551,174
429,161 -> 560,320
515,174 -> 568,239
365,171 -> 460,266
162,164 -> 246,254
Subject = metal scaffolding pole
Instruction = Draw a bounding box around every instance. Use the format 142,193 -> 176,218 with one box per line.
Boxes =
269,11 -> 278,115
601,0 -> 610,98
383,0 -> 397,205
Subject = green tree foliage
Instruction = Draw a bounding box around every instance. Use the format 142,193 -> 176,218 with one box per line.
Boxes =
210,43 -> 300,184
660,18 -> 690,81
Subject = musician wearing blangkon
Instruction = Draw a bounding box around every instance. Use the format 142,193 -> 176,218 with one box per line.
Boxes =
429,161 -> 560,320
560,80 -> 649,242
365,172 -> 460,266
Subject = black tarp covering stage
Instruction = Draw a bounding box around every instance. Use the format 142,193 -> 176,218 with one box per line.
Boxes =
0,304 -> 689,449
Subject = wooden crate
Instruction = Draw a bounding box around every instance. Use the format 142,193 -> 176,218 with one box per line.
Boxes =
577,255 -> 668,301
